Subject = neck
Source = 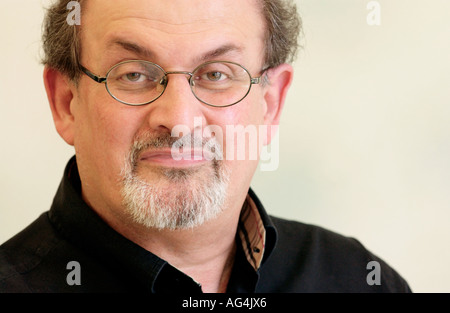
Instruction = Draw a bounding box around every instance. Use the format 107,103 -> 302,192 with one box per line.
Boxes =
105,201 -> 243,293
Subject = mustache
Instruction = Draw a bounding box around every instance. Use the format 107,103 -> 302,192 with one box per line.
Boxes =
129,131 -> 223,167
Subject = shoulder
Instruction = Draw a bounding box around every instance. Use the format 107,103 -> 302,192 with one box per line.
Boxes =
0,213 -> 62,292
258,216 -> 412,293
270,216 -> 367,257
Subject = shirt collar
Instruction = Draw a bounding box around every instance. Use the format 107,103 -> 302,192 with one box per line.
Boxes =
49,156 -> 277,292
238,195 -> 269,270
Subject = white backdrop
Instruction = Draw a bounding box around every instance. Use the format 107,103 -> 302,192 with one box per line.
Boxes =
1,0 -> 449,292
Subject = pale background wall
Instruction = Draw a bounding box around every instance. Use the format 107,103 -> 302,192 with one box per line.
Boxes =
1,0 -> 449,292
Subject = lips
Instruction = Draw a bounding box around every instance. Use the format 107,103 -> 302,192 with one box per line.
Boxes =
139,148 -> 213,168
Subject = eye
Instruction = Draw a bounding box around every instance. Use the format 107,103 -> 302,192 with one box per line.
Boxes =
122,72 -> 147,83
197,70 -> 231,83
195,62 -> 237,84
205,71 -> 226,81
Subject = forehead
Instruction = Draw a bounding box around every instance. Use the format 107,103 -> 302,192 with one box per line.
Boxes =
81,0 -> 266,68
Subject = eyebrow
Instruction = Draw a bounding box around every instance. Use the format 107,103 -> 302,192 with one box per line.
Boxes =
196,44 -> 243,63
108,39 -> 243,64
110,40 -> 154,59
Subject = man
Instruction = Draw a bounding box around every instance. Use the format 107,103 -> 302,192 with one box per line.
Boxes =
0,0 -> 411,293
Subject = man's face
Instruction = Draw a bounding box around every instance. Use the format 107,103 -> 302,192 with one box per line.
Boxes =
70,0 -> 272,229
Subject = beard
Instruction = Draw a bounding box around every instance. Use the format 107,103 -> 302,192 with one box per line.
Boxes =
120,131 -> 229,230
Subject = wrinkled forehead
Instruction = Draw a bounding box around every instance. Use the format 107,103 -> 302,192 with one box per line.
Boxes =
79,0 -> 266,68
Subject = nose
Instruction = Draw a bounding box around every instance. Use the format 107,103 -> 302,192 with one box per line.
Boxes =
145,72 -> 205,134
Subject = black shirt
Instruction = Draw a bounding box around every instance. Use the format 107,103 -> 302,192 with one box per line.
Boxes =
0,157 -> 411,293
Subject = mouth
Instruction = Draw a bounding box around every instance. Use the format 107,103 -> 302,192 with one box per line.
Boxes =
139,149 -> 213,168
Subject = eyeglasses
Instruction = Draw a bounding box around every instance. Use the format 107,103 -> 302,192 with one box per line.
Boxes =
80,60 -> 263,107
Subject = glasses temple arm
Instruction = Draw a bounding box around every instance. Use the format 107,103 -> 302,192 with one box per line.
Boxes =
79,65 -> 107,84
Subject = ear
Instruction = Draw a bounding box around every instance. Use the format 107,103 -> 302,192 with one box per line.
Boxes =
261,63 -> 294,145
43,67 -> 76,146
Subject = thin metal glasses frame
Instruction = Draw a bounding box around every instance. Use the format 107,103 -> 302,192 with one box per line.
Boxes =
79,60 -> 263,107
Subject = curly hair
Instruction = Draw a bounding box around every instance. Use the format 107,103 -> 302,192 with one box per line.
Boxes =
41,0 -> 302,82
260,0 -> 302,68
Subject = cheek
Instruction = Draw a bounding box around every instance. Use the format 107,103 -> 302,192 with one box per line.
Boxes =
207,93 -> 265,130
205,94 -> 265,167
72,94 -> 140,181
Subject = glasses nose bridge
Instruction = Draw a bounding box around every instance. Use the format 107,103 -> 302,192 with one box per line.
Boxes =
159,71 -> 196,103
164,70 -> 193,82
